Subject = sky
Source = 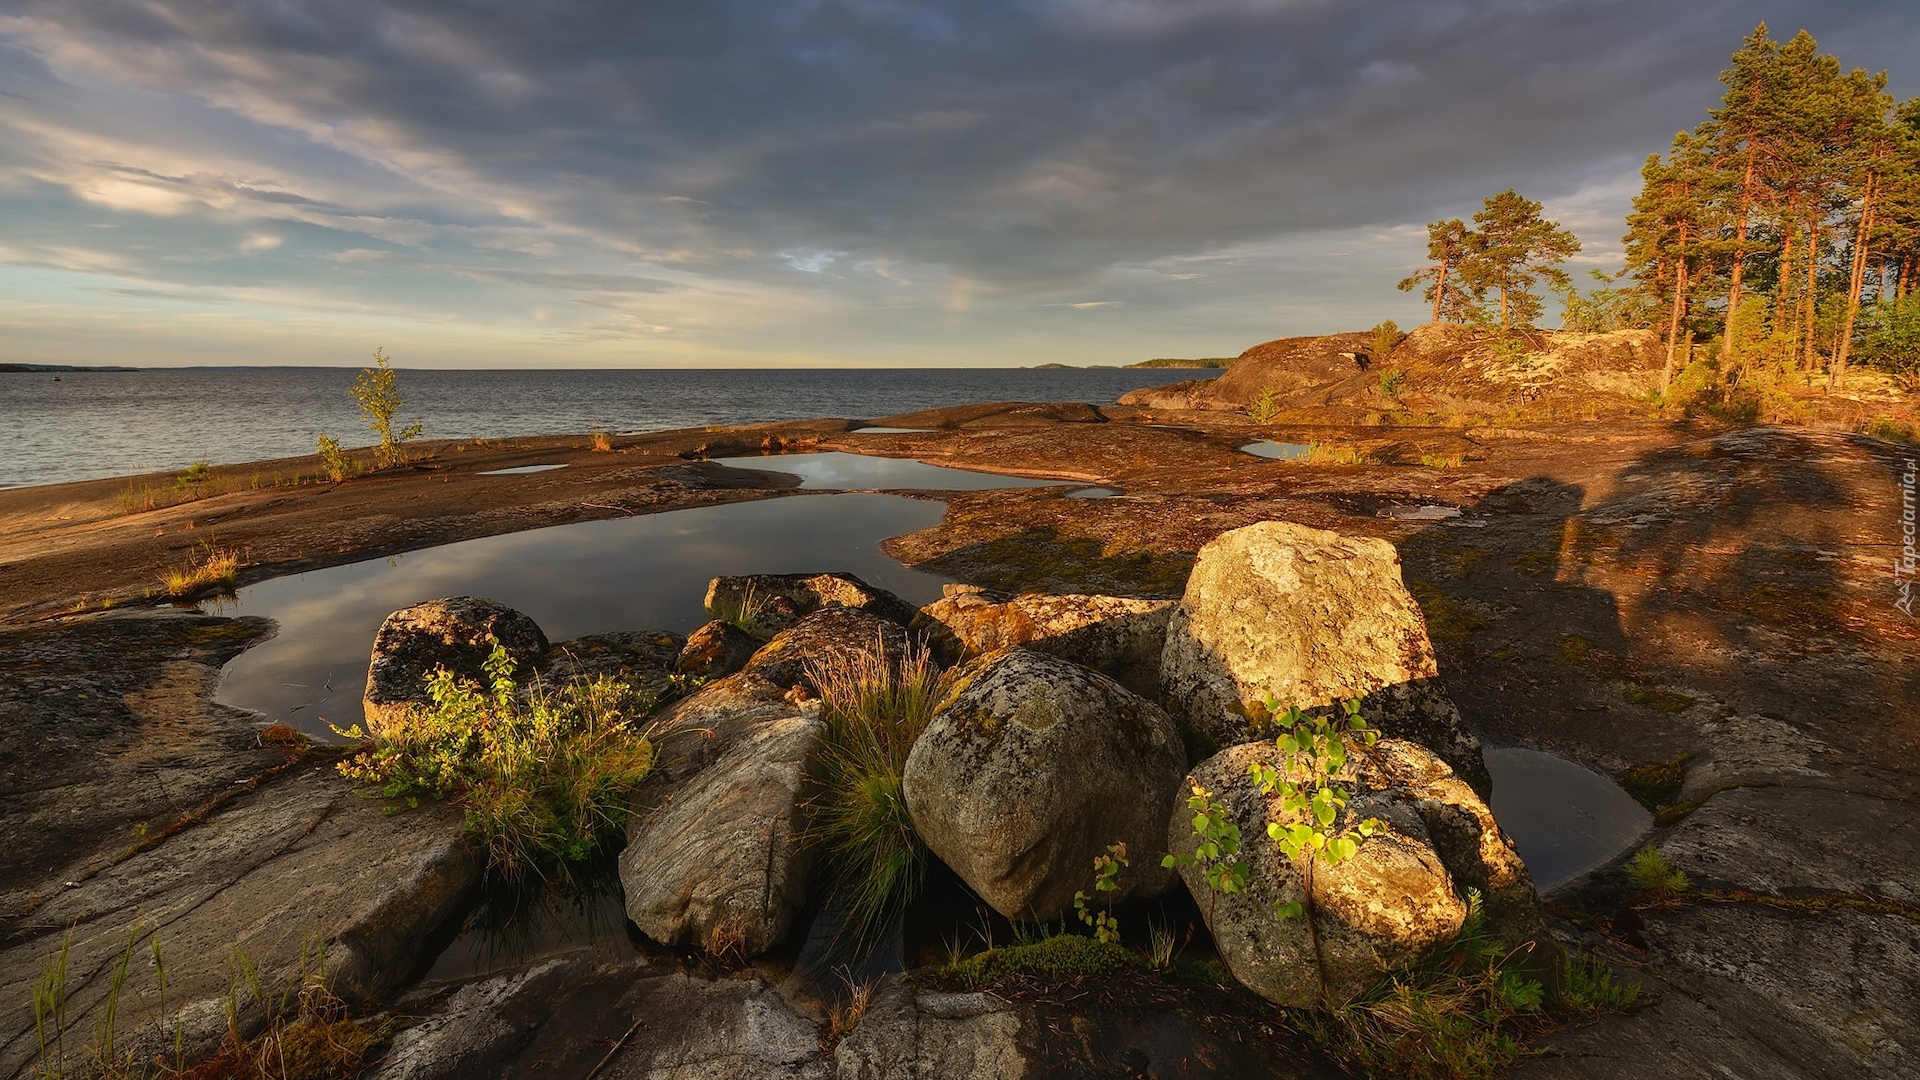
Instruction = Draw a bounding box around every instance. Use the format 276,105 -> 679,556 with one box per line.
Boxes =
1,1 -> 1917,369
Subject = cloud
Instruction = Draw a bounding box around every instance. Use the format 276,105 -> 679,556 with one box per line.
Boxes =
0,0 -> 1914,366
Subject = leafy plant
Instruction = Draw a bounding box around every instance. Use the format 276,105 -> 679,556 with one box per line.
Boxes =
314,433 -> 359,482
173,460 -> 213,491
1624,846 -> 1690,894
1378,368 -> 1408,399
1248,387 -> 1283,423
1370,319 -> 1408,360
808,645 -> 951,951
349,346 -> 424,469
589,422 -> 613,452
335,643 -> 657,880
1072,842 -> 1129,944
1162,783 -> 1249,916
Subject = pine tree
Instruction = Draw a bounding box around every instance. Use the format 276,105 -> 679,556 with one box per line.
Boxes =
1397,218 -> 1476,323
1625,132 -> 1720,390
1702,24 -> 1784,365
1457,190 -> 1581,331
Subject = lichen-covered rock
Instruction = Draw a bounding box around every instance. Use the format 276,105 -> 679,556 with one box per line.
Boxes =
363,596 -> 548,734
674,620 -> 759,680
1160,521 -> 1487,793
619,714 -> 823,957
705,571 -> 918,638
1167,737 -> 1547,1007
643,671 -> 794,786
740,607 -> 913,691
902,648 -> 1186,920
544,629 -> 683,695
914,585 -> 1175,695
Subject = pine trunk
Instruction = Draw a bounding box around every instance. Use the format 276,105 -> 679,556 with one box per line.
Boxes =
1801,214 -> 1820,374
1720,149 -> 1760,363
1664,255 -> 1688,394
1836,174 -> 1879,387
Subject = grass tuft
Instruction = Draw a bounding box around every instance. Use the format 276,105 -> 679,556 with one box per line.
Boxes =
1556,951 -> 1641,1014
807,645 -> 951,952
1624,846 -> 1690,894
335,643 -> 659,881
160,542 -> 243,598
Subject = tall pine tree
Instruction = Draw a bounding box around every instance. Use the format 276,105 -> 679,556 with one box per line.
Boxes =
1458,190 -> 1581,331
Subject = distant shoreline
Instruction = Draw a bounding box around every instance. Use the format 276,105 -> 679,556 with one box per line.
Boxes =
1,363 -> 138,373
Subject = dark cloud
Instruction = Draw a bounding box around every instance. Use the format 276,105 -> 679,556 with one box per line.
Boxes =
1,0 -> 1916,364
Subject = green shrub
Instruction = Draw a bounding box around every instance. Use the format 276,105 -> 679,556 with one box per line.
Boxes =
1624,846 -> 1689,894
1556,951 -> 1641,1013
1370,319 -> 1408,360
351,346 -> 424,469
315,433 -> 359,482
335,644 -> 657,880
1378,368 -> 1408,399
808,646 -> 951,949
1248,387 -> 1283,423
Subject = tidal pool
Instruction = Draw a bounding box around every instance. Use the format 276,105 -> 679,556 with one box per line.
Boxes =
475,463 -> 568,475
1241,441 -> 1310,460
714,450 -> 1067,490
1483,747 -> 1652,890
214,493 -> 949,736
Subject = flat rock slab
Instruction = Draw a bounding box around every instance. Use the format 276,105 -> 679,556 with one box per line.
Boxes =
0,764 -> 480,1077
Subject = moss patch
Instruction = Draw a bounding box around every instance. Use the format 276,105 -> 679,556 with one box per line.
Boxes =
942,934 -> 1141,988
1408,579 -> 1488,649
1621,752 -> 1693,810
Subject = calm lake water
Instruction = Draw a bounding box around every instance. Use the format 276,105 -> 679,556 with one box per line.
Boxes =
215,491 -> 952,736
0,366 -> 1210,489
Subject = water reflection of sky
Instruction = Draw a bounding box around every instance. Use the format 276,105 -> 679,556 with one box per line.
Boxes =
1241,441 -> 1310,460
713,451 -> 1067,490
1484,747 -> 1651,890
216,493 -> 949,736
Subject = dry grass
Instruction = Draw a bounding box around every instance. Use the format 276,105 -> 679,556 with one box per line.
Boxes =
159,543 -> 243,598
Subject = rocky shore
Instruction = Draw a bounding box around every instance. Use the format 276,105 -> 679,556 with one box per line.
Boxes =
2,333 -> 1916,1078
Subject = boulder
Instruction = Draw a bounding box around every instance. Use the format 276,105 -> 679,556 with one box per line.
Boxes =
740,607 -> 914,691
1166,737 -> 1548,1007
704,572 -> 918,638
902,648 -> 1186,920
674,620 -> 759,680
363,597 -> 548,734
1159,521 -> 1488,794
619,713 -> 824,957
914,585 -> 1175,695
643,671 -> 795,786
544,629 -> 683,696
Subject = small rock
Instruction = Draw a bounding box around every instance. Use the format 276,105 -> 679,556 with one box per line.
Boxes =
741,607 -> 914,691
914,586 -> 1175,695
674,620 -> 759,680
363,597 -> 548,735
1167,737 -> 1547,1007
620,714 -> 823,956
1160,521 -> 1487,793
705,571 -> 918,638
902,647 -> 1186,920
544,629 -> 683,696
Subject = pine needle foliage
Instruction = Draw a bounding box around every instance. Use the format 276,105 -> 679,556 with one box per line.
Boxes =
335,644 -> 656,881
807,645 -> 951,951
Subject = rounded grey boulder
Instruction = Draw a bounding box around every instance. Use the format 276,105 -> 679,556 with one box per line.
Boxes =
741,607 -> 913,691
902,647 -> 1187,920
1159,521 -> 1487,793
1168,737 -> 1547,1007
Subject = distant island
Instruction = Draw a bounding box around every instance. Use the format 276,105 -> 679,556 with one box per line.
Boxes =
1126,357 -> 1233,369
1,363 -> 137,373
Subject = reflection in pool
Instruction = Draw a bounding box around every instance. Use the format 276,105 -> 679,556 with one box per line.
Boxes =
215,493 -> 950,736
1065,487 -> 1118,499
714,451 -> 1066,490
476,463 -> 568,475
1241,441 -> 1310,460
1484,747 -> 1652,890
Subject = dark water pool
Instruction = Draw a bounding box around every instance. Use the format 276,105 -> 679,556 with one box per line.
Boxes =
1483,747 -> 1651,891
714,451 -> 1068,490
214,493 -> 949,736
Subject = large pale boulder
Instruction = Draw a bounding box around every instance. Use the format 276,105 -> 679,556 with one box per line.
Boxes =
902,648 -> 1186,920
914,585 -> 1175,695
1167,737 -> 1548,1007
705,572 -> 918,638
620,713 -> 824,956
740,607 -> 913,691
1160,521 -> 1487,793
363,596 -> 548,734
